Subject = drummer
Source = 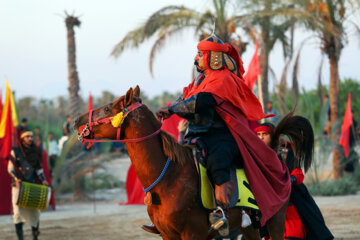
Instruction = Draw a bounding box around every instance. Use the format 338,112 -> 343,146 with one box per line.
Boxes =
7,131 -> 49,240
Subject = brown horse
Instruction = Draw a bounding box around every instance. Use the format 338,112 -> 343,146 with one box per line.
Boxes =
74,86 -> 295,240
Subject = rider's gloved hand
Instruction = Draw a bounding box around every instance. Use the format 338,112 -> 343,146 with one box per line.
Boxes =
156,107 -> 172,120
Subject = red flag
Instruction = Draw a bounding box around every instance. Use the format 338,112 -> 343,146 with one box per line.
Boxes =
0,91 -> 2,117
244,41 -> 260,90
0,89 -> 13,215
88,91 -> 93,112
339,93 -> 353,158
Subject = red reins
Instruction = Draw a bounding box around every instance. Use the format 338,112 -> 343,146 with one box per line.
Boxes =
78,102 -> 161,148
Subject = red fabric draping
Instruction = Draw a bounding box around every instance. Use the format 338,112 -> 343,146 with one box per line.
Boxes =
121,164 -> 145,205
284,205 -> 306,239
0,95 -> 13,215
214,96 -> 291,226
339,93 -> 353,158
182,69 -> 288,225
183,69 -> 272,121
0,157 -> 12,215
243,42 -> 260,90
41,150 -> 56,210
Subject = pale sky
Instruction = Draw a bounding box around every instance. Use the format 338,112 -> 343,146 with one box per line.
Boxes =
0,0 -> 359,101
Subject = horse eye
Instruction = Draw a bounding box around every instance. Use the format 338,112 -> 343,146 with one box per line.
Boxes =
104,106 -> 110,112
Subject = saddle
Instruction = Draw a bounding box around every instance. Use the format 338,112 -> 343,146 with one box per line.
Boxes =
191,138 -> 260,213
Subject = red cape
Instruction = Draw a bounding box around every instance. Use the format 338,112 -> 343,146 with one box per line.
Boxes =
183,70 -> 272,121
215,97 -> 290,225
182,70 -> 290,225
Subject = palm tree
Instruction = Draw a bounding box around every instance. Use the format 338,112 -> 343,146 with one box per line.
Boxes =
233,0 -> 294,107
111,0 -> 250,78
65,13 -> 81,122
65,13 -> 87,199
284,0 -> 360,178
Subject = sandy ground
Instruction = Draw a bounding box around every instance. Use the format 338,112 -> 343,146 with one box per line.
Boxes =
1,157 -> 359,240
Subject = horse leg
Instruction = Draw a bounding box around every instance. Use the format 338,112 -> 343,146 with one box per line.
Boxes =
240,226 -> 261,240
266,198 -> 289,240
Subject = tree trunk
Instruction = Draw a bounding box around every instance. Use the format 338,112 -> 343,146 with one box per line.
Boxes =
65,16 -> 81,122
65,15 -> 86,199
329,55 -> 340,179
259,37 -> 269,108
258,1 -> 271,108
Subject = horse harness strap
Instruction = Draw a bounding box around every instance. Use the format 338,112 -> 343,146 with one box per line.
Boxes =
78,102 -> 161,148
143,158 -> 171,194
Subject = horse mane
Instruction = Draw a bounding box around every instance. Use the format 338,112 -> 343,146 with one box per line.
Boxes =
159,131 -> 192,166
270,111 -> 314,172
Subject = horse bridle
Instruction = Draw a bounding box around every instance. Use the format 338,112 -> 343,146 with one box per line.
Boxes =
78,101 -> 161,148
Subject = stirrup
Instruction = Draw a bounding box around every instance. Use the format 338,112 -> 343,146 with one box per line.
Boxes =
209,206 -> 229,236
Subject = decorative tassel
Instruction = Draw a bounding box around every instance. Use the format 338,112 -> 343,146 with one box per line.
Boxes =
111,112 -> 125,127
241,210 -> 252,228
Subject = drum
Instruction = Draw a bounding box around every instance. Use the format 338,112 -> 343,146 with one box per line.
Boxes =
17,182 -> 51,211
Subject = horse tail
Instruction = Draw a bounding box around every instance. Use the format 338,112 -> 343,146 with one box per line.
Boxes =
270,111 -> 314,172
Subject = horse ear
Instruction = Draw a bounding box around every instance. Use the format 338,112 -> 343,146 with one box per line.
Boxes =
133,85 -> 140,97
125,87 -> 133,107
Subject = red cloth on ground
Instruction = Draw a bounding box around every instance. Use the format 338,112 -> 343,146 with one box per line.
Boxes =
121,164 -> 145,205
284,205 -> 306,239
214,96 -> 291,226
41,150 -> 56,210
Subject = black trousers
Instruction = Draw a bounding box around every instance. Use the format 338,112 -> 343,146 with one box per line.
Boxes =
200,129 -> 241,186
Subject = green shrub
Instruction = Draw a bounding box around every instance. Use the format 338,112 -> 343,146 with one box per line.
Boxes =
308,176 -> 358,196
84,172 -> 124,191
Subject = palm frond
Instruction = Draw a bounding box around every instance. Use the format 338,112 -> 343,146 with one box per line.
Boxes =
148,26 -> 191,77
144,6 -> 198,36
195,10 -> 215,36
111,25 -> 146,58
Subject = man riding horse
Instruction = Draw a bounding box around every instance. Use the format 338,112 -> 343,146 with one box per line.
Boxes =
153,35 -> 291,236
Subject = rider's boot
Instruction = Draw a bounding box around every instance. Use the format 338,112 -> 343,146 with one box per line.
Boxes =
209,180 -> 235,236
15,222 -> 24,240
141,224 -> 161,234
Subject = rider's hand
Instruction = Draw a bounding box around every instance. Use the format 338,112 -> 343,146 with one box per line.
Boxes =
177,120 -> 188,132
156,107 -> 172,120
42,180 -> 49,186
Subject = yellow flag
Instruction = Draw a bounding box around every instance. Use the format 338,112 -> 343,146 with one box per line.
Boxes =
0,79 -> 18,138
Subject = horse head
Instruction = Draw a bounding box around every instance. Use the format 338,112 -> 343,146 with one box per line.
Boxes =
74,85 -> 143,140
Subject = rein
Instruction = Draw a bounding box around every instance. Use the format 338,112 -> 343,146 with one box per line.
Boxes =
78,102 -> 161,148
77,101 -> 168,193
